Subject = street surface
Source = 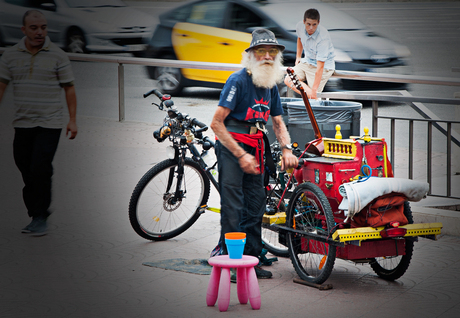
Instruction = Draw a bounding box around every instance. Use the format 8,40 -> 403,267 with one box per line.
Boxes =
0,114 -> 459,318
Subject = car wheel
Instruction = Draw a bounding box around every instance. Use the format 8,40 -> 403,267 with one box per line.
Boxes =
67,29 -> 87,53
152,56 -> 184,96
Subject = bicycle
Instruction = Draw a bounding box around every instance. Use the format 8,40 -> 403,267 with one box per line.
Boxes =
128,89 -> 302,250
129,89 -> 218,241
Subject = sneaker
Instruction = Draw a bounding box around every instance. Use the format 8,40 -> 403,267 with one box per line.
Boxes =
23,216 -> 48,236
21,218 -> 37,233
254,266 -> 272,279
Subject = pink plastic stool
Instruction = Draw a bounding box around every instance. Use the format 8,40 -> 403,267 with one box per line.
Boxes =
206,255 -> 261,312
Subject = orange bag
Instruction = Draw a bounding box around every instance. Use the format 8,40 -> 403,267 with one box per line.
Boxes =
350,193 -> 408,228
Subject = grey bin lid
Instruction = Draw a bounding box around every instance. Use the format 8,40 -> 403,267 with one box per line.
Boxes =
287,100 -> 362,111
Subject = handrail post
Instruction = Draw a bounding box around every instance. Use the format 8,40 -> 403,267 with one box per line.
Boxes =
408,120 -> 414,179
390,118 -> 395,170
427,122 -> 432,195
447,123 -> 452,196
118,63 -> 125,122
372,101 -> 378,137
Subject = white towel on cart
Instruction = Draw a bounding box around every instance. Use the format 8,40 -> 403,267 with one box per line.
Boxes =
338,177 -> 429,217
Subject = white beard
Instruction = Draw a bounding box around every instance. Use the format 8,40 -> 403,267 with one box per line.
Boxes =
241,52 -> 284,89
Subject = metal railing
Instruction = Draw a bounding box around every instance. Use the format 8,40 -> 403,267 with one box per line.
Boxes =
379,116 -> 459,198
1,49 -> 459,198
320,91 -> 459,199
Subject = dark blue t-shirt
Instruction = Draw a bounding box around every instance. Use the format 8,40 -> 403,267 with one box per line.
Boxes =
218,68 -> 283,124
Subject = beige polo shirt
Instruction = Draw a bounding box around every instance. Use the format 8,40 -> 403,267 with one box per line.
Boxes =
0,36 -> 75,128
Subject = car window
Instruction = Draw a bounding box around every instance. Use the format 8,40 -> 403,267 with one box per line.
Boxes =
5,0 -> 56,9
65,0 -> 126,8
186,1 -> 227,28
5,0 -> 33,6
170,5 -> 193,23
29,0 -> 56,9
228,3 -> 282,38
228,3 -> 262,32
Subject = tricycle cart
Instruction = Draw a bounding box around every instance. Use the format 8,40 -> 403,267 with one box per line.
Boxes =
263,69 -> 443,284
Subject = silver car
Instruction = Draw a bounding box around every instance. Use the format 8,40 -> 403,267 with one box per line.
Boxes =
0,0 -> 154,53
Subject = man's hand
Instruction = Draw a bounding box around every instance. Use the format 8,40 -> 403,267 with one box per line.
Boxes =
238,153 -> 261,175
66,120 -> 77,139
302,82 -> 314,99
281,149 -> 298,171
310,90 -> 318,100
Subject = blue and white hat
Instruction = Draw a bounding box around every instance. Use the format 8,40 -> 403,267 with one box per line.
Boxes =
245,28 -> 285,52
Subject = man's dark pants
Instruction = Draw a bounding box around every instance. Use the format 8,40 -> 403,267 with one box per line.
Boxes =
13,127 -> 61,219
216,140 -> 266,258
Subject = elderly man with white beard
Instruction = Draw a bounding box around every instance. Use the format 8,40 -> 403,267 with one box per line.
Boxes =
211,29 -> 298,279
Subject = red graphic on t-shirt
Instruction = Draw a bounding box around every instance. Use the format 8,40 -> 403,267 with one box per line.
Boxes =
244,98 -> 270,121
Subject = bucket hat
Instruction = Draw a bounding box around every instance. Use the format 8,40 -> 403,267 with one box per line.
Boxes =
245,28 -> 285,52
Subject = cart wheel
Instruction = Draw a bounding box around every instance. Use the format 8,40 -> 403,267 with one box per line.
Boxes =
370,201 -> 414,281
286,182 -> 336,284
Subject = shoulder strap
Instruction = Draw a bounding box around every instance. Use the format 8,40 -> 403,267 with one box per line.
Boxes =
263,132 -> 276,177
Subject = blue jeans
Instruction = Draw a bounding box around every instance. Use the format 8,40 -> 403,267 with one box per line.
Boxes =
216,140 -> 266,257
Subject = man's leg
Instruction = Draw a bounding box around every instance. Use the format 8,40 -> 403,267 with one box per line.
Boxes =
14,127 -> 61,234
241,168 -> 272,279
317,69 -> 334,93
13,128 -> 36,218
30,127 -> 61,219
241,172 -> 265,258
216,140 -> 245,255
284,62 -> 312,96
305,65 -> 334,93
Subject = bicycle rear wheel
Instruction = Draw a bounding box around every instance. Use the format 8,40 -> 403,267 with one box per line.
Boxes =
129,158 -> 210,241
370,201 -> 414,280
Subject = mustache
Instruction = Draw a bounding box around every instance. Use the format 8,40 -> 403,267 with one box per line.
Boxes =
258,60 -> 274,66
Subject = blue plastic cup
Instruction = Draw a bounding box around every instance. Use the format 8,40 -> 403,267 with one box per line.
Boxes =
225,232 -> 246,259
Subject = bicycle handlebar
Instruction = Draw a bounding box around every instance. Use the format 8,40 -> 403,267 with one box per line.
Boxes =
145,88 -> 210,138
192,118 -> 206,128
144,89 -> 172,102
143,89 -> 158,99
297,158 -> 305,169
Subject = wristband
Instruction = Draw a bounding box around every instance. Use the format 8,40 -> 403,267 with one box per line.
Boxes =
237,152 -> 247,159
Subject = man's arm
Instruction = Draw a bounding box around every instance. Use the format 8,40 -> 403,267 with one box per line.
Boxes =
295,37 -> 303,65
284,37 -> 314,98
63,85 -> 77,139
210,106 -> 260,175
310,60 -> 325,99
271,115 -> 298,170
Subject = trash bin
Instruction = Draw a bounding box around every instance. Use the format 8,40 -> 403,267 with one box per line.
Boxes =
287,100 -> 362,147
266,97 -> 303,143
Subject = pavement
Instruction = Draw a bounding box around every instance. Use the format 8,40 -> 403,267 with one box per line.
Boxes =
1,107 -> 460,318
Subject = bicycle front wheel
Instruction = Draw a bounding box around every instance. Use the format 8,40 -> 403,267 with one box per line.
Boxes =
129,158 -> 210,241
286,182 -> 336,284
